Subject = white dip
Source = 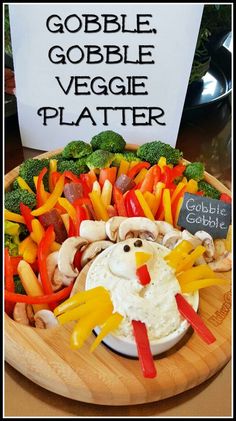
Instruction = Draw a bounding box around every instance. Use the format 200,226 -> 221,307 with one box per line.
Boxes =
86,238 -> 194,341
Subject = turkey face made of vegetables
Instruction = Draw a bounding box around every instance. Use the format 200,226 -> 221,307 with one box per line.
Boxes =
85,239 -> 195,341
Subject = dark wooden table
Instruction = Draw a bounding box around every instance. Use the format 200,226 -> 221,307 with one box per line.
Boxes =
4,97 -> 232,417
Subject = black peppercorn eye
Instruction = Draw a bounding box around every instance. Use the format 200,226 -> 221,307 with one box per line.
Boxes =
123,245 -> 130,252
134,239 -> 143,247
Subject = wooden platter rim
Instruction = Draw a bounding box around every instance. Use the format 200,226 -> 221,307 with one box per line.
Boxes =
4,145 -> 232,406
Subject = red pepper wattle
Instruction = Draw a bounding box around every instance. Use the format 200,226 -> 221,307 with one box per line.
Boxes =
132,320 -> 157,378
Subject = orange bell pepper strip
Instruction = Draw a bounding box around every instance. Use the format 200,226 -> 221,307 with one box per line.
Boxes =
31,174 -> 65,217
99,167 -> 117,188
16,176 -> 34,194
154,182 -> 165,218
117,160 -> 130,177
113,186 -> 127,217
140,165 -> 161,193
134,190 -> 155,220
174,196 -> 184,227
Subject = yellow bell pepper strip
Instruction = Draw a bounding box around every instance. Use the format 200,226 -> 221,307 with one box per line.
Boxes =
49,159 -> 58,193
4,209 -> 26,224
17,260 -> 49,313
57,295 -> 112,325
54,286 -> 109,316
135,252 -> 152,268
57,197 -> 78,231
157,156 -> 167,172
92,180 -> 102,196
175,293 -> 216,344
16,176 -> 34,194
143,192 -> 157,215
70,304 -> 113,350
90,312 -> 124,353
117,159 -> 130,177
177,264 -> 216,283
101,179 -> 113,207
164,240 -> 194,269
174,196 -> 184,228
162,188 -> 173,225
180,277 -> 229,293
132,320 -> 157,378
34,176 -> 50,203
185,179 -> 198,194
18,235 -> 38,263
89,190 -> 109,221
225,225 -> 232,252
36,167 -> 49,207
134,168 -> 148,185
30,218 -> 45,244
134,190 -> 155,220
31,174 -> 65,217
175,245 -> 206,273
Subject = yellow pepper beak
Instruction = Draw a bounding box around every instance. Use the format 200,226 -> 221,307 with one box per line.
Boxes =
135,251 -> 152,268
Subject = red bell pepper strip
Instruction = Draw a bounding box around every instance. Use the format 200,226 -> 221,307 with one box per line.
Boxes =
4,283 -> 73,305
68,217 -> 77,237
19,202 -> 34,232
136,264 -> 151,285
73,250 -> 82,272
113,186 -> 127,217
171,164 -> 186,181
220,193 -> 231,203
175,293 -> 216,344
132,320 -> 157,378
160,166 -> 176,189
36,167 -> 48,207
4,248 -> 15,316
124,190 -> 145,217
127,162 -> 151,179
74,204 -> 87,235
63,171 -> 82,184
37,225 -> 55,309
10,256 -> 38,275
51,171 -> 62,190
79,174 -> 92,196
99,167 -> 117,188
195,191 -> 204,196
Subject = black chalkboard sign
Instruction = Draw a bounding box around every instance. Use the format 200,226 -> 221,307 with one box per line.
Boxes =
177,193 -> 231,239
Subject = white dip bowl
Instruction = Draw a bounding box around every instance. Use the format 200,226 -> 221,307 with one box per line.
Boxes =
85,239 -> 199,358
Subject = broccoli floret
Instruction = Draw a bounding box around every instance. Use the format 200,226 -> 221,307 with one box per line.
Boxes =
57,158 -> 88,176
91,130 -> 126,153
19,158 -> 50,191
62,140 -> 92,159
184,162 -> 205,182
12,179 -> 20,190
4,221 -> 21,256
14,275 -> 26,295
112,151 -> 141,166
49,152 -> 65,162
137,141 -> 183,165
5,189 -> 36,214
198,180 -> 221,200
86,150 -> 114,171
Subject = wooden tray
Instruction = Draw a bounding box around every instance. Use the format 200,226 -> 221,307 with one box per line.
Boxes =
4,146 -> 232,406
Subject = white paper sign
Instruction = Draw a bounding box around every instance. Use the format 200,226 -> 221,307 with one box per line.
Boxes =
9,3 -> 203,150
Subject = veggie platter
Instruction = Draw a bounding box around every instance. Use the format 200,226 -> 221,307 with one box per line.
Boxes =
4,131 -> 232,405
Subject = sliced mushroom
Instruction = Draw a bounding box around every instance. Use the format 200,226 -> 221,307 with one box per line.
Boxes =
34,309 -> 59,329
194,231 -> 215,261
208,251 -> 232,272
119,217 -> 158,241
181,230 -> 202,248
79,220 -> 107,242
53,267 -> 75,286
155,221 -> 175,244
58,237 -> 88,277
105,217 -> 127,242
13,303 -> 35,326
162,230 -> 182,249
46,251 -> 59,282
81,240 -> 114,267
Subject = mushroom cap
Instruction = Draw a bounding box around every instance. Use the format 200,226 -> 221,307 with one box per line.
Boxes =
162,230 -> 182,249
34,309 -> 59,329
79,220 -> 106,242
81,240 -> 114,267
119,217 -> 158,241
181,230 -> 202,248
194,230 -> 215,258
58,236 -> 88,277
105,216 -> 127,242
